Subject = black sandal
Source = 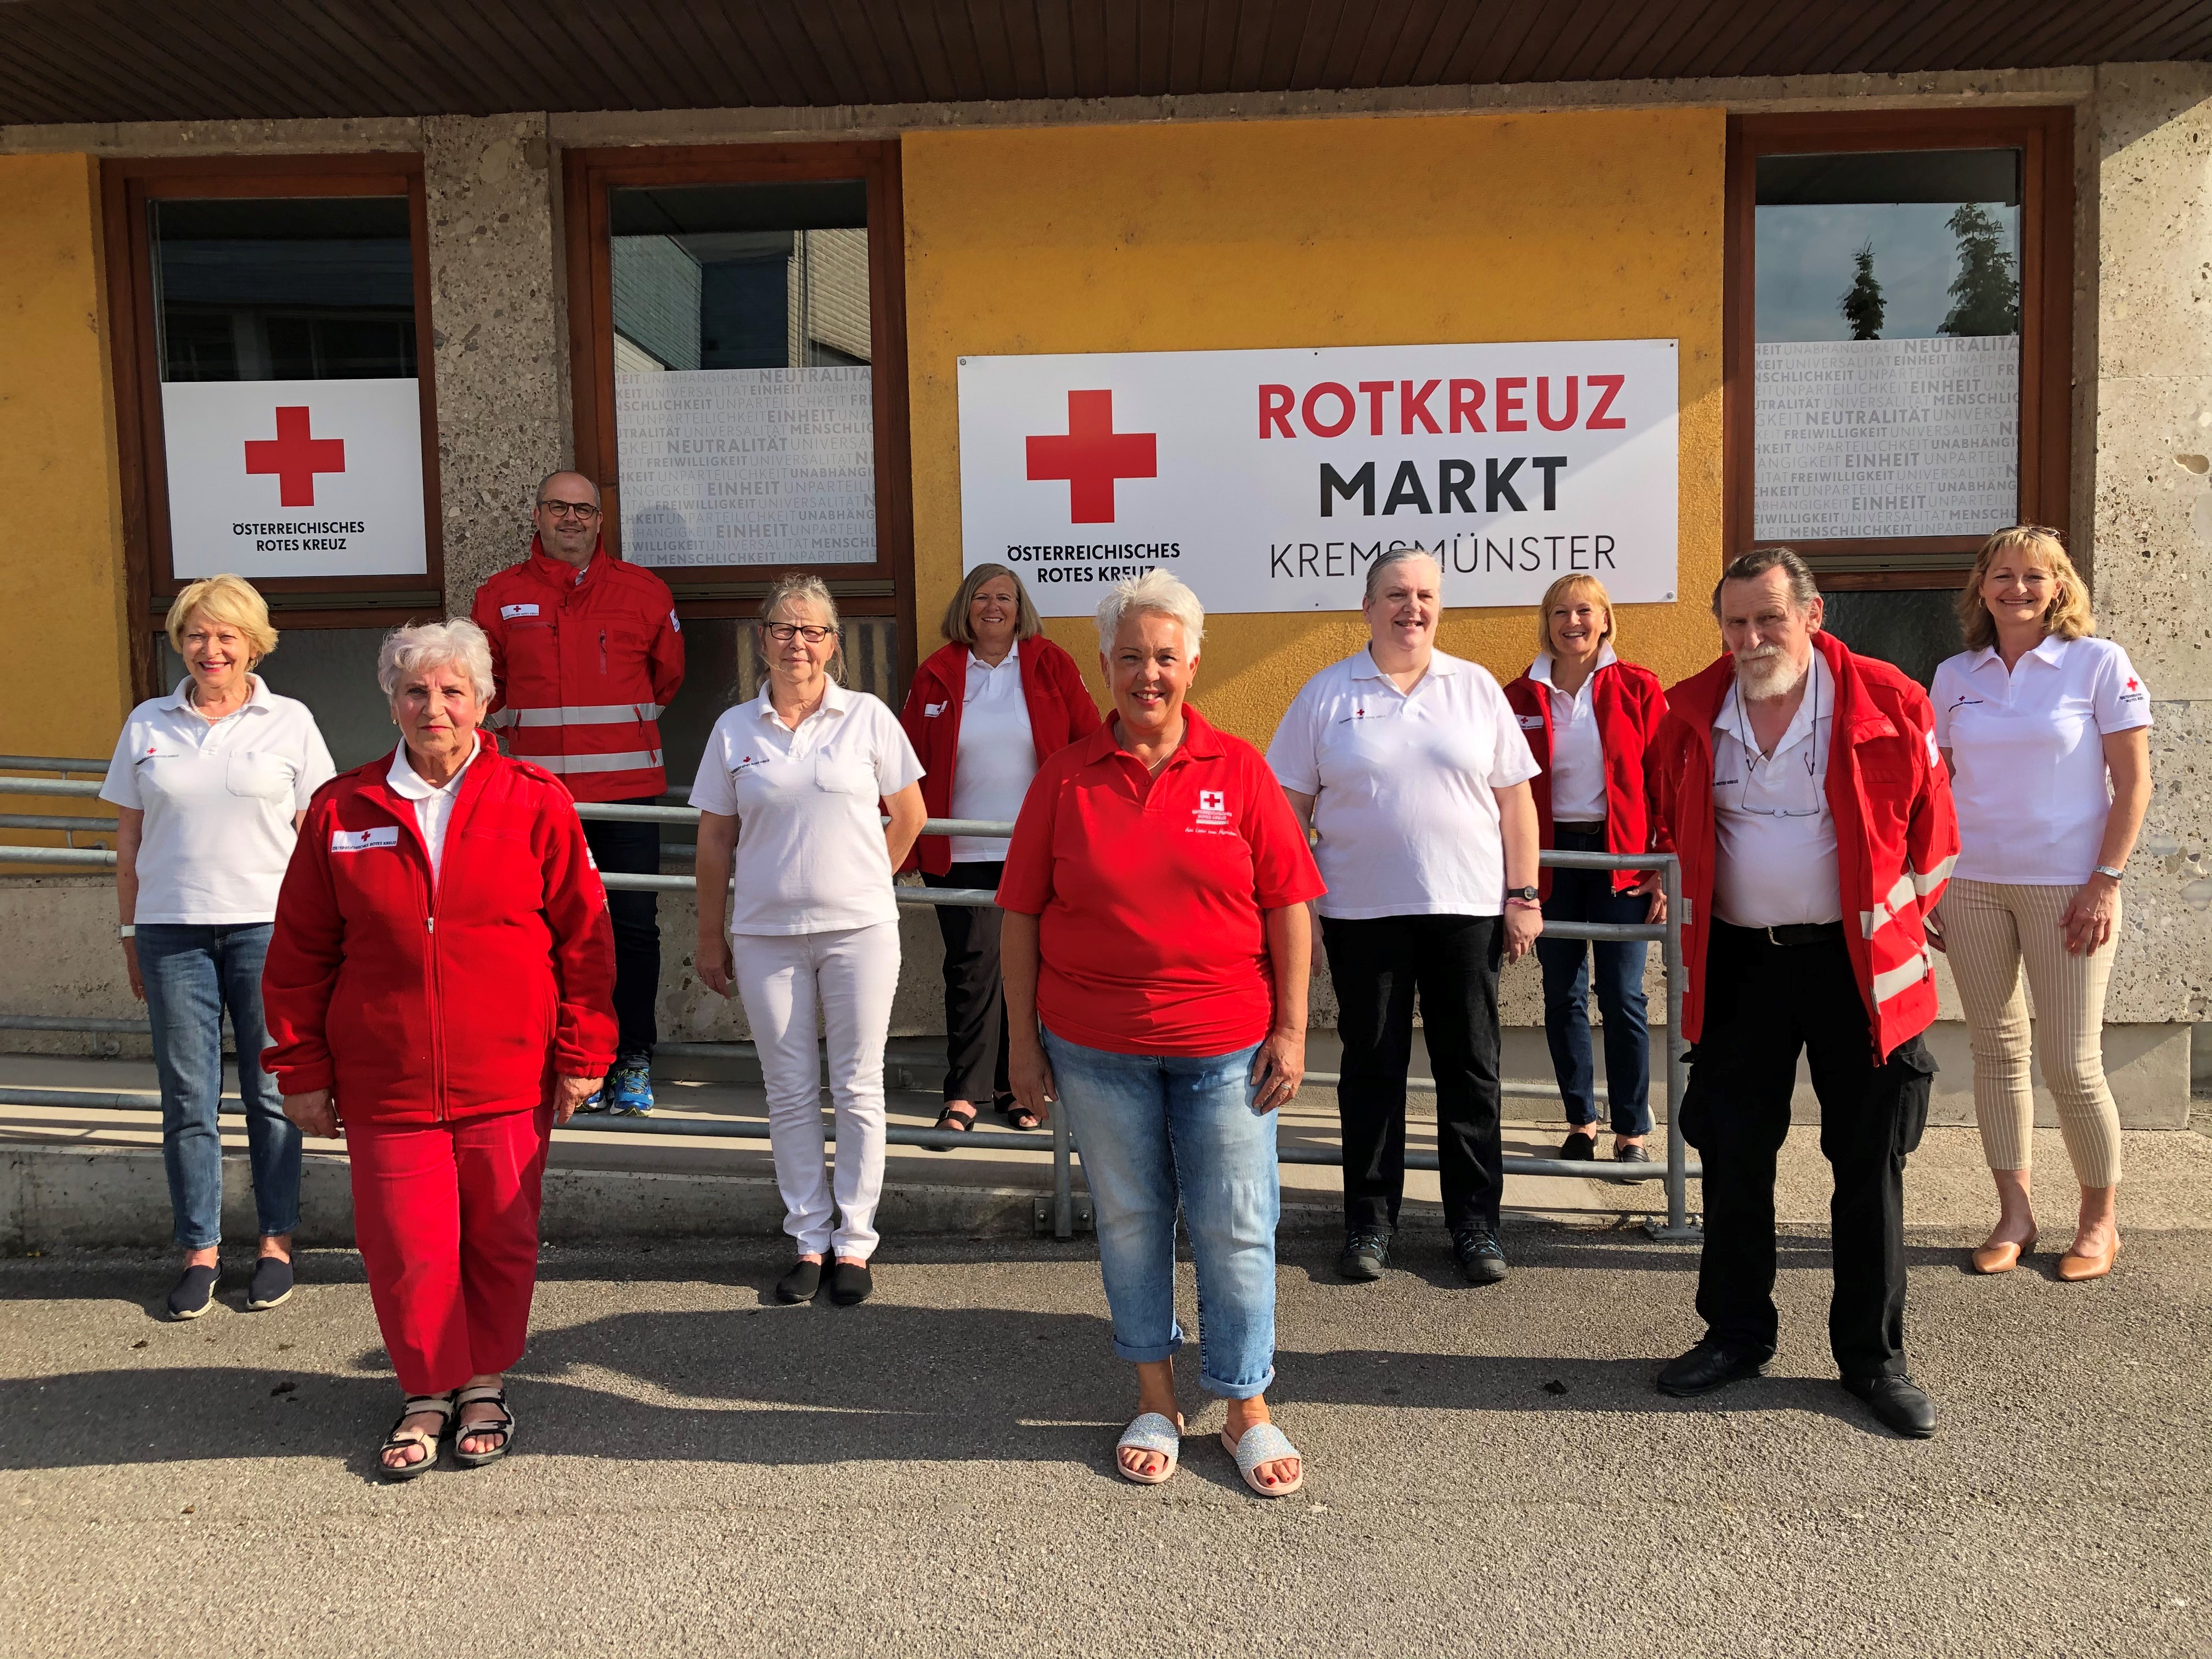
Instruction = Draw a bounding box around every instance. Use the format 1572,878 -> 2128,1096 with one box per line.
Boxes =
377,1392 -> 454,1482
930,1104 -> 977,1150
451,1385 -> 515,1468
996,1096 -> 1042,1132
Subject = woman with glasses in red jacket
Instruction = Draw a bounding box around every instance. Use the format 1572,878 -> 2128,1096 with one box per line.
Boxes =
263,619 -> 616,1481
899,563 -> 1102,1138
1503,575 -> 1668,1163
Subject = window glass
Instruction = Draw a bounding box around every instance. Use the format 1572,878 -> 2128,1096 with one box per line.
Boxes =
608,182 -> 876,568
1818,590 -> 1966,689
1753,150 -> 2022,542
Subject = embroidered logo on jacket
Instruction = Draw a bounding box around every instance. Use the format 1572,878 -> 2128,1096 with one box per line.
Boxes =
331,826 -> 400,852
500,603 -> 540,620
1194,789 -> 1233,827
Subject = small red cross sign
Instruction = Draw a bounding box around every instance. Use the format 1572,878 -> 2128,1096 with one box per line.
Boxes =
244,405 -> 346,507
1025,390 -> 1156,524
2127,677 -> 2141,691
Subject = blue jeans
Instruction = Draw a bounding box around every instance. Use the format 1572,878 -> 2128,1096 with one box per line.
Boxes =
1534,826 -> 1653,1137
1043,1029 -> 1279,1400
136,923 -> 299,1249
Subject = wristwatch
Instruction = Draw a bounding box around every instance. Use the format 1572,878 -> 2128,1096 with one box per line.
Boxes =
1505,886 -> 1541,905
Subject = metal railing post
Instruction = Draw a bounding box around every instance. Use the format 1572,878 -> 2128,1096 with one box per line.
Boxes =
1646,851 -> 1700,1242
1051,1103 -> 1073,1241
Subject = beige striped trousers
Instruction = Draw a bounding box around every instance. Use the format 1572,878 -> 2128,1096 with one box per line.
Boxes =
1938,878 -> 2124,1189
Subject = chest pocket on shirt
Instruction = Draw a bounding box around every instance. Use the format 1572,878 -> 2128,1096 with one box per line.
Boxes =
224,752 -> 294,804
814,753 -> 877,795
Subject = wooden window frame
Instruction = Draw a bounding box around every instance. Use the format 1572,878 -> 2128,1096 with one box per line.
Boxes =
562,140 -> 916,688
102,154 -> 445,698
1723,109 -> 2074,592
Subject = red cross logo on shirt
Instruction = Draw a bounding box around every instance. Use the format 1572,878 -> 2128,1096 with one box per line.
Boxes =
243,406 -> 346,507
1025,391 -> 1156,523
2126,677 -> 2141,691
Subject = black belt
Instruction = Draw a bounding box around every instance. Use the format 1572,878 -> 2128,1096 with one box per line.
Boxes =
1714,919 -> 1846,947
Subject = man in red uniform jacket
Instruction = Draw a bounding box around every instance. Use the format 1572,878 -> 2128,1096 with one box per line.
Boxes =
1646,548 -> 1957,1438
470,471 -> 684,1114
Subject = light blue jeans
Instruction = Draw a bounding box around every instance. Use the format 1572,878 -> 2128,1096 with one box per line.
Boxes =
136,923 -> 298,1250
1043,1029 -> 1279,1399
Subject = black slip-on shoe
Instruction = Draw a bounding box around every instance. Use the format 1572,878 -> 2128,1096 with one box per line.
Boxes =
1451,1227 -> 1508,1286
1559,1131 -> 1599,1161
775,1260 -> 823,1304
1338,1231 -> 1391,1282
1655,1338 -> 1775,1397
1843,1372 -> 1937,1438
166,1263 -> 220,1321
246,1256 -> 295,1311
1614,1142 -> 1653,1164
828,1261 -> 874,1306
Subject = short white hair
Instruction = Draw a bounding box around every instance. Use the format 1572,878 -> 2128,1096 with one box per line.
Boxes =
378,619 -> 495,704
1095,568 -> 1204,656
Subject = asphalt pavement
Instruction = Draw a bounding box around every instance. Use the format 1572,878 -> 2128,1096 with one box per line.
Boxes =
4,1215 -> 2208,1659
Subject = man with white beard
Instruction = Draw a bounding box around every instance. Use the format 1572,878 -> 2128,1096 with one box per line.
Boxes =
1645,548 -> 1959,1438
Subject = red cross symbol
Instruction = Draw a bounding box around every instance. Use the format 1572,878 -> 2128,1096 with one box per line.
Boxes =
243,406 -> 346,507
2126,677 -> 2141,691
1025,391 -> 1156,524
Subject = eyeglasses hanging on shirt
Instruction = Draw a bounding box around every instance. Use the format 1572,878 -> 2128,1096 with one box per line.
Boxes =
1719,665 -> 1824,819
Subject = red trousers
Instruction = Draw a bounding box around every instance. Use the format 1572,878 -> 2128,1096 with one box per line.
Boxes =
346,1105 -> 551,1396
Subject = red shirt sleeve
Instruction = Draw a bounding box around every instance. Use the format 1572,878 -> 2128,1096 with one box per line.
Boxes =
1054,647 -> 1104,742
1240,750 -> 1325,908
996,754 -> 1064,916
260,794 -> 345,1097
647,599 -> 686,711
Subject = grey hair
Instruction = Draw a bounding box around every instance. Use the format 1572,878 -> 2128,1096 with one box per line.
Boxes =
1363,546 -> 1443,604
378,619 -> 495,704
1095,568 -> 1204,656
755,572 -> 847,685
536,470 -> 600,507
1712,546 -> 1819,617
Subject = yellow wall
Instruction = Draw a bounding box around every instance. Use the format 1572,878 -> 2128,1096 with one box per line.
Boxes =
904,109 -> 1726,743
1,154 -> 131,766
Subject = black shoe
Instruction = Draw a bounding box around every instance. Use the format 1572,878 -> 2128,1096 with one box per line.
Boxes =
1558,1131 -> 1598,1161
1451,1227 -> 1508,1285
166,1263 -> 220,1321
1843,1372 -> 1937,1438
246,1256 -> 295,1311
775,1260 -> 822,1304
1338,1231 -> 1391,1282
1614,1142 -> 1652,1164
829,1261 -> 874,1306
1655,1338 -> 1774,1397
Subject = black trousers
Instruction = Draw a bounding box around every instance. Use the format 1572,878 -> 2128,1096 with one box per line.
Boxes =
924,861 -> 1009,1105
581,799 -> 662,1062
1681,922 -> 1936,1380
1322,912 -> 1504,1234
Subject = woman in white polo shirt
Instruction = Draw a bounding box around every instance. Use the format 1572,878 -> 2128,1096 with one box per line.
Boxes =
692,574 -> 926,1308
1268,549 -> 1543,1288
99,574 -> 336,1321
1931,526 -> 2152,1283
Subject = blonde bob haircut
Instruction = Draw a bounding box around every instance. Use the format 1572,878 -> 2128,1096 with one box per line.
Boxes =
1957,525 -> 2094,652
167,574 -> 278,665
941,562 -> 1042,646
1096,568 -> 1204,656
1536,573 -> 1617,656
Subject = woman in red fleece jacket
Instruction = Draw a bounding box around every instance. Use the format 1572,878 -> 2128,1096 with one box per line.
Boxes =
262,619 -> 616,1480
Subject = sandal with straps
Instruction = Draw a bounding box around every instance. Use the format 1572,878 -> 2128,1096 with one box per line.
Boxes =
997,1096 -> 1043,1132
377,1392 -> 454,1482
929,1103 -> 977,1150
1115,1411 -> 1184,1485
451,1385 -> 516,1468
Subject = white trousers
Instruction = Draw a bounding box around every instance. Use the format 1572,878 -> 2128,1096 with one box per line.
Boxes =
731,921 -> 900,1259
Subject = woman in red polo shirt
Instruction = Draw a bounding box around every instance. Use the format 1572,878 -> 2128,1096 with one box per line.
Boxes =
898,562 -> 1101,1138
1503,574 -> 1668,1164
1000,570 -> 1324,1499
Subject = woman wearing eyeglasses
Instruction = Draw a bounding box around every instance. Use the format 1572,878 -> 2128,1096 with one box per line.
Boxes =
690,575 -> 927,1308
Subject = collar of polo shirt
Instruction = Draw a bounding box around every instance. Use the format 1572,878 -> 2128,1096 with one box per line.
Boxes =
1082,703 -> 1229,765
1969,632 -> 2071,674
162,673 -> 276,714
755,677 -> 853,726
968,639 -> 1019,671
1530,641 -> 1618,691
1350,646 -> 1462,684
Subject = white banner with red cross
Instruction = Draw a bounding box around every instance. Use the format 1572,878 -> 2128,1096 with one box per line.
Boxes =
160,377 -> 428,580
956,341 -> 1679,617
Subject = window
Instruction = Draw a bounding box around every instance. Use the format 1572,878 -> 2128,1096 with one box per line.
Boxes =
1725,112 -> 2073,681
565,143 -> 913,788
104,156 -> 442,708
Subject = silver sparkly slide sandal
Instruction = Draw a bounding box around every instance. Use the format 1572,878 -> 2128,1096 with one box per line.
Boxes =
1115,1412 -> 1184,1485
1221,1421 -> 1304,1497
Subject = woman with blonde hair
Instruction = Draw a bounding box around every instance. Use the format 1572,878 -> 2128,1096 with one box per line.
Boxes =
1504,575 -> 1669,1162
100,574 -> 335,1321
1930,527 -> 2151,1281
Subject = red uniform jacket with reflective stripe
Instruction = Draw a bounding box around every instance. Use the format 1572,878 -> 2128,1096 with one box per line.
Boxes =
1502,657 -> 1667,900
260,742 -> 618,1126
1646,631 -> 1959,1062
896,636 -> 1105,876
470,537 -> 685,803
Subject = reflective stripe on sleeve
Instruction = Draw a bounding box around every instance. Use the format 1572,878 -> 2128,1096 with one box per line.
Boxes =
1910,854 -> 1957,895
1871,945 -> 1935,1005
500,703 -> 665,727
518,748 -> 665,775
1860,872 -> 1918,939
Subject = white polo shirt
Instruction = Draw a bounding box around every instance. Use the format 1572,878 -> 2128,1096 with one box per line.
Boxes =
690,680 -> 926,936
1527,644 -> 1615,823
1710,653 -> 1843,929
947,641 -> 1036,864
1267,647 -> 1541,919
387,735 -> 483,881
1932,633 -> 2152,885
100,676 -> 336,926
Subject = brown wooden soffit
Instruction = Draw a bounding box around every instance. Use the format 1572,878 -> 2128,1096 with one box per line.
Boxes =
7,1 -> 2208,127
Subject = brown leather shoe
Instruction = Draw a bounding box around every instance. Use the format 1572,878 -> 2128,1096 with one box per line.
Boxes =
2056,1234 -> 2121,1282
1970,1232 -> 2036,1274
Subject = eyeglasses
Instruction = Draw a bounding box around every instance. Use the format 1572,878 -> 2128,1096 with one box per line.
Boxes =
538,500 -> 600,519
1730,663 -> 1821,816
765,623 -> 838,644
